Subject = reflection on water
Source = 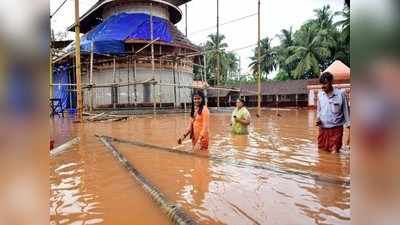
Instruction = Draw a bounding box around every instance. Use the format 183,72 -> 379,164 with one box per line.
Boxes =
50,109 -> 350,225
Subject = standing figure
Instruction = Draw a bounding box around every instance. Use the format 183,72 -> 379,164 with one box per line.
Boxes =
178,90 -> 210,151
316,72 -> 351,153
231,98 -> 251,135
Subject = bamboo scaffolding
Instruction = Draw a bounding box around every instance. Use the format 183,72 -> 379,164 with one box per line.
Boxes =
113,56 -> 116,109
133,46 -> 138,103
74,0 -> 83,121
150,2 -> 156,114
135,38 -> 160,54
159,45 -> 163,108
128,55 -> 131,104
50,82 -> 257,95
52,0 -> 260,111
89,42 -> 94,111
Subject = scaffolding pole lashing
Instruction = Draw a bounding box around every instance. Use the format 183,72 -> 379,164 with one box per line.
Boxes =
97,136 -> 198,225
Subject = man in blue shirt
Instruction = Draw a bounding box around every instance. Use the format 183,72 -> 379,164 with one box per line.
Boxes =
316,72 -> 351,153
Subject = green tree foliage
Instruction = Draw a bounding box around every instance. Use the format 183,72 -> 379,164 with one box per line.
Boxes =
200,33 -> 239,85
275,27 -> 296,79
248,4 -> 350,81
335,5 -> 350,43
249,37 -> 277,80
275,70 -> 290,81
197,4 -> 350,83
334,5 -> 350,66
286,22 -> 331,79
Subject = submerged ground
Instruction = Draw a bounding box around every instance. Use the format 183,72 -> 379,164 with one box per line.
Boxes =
50,108 -> 350,225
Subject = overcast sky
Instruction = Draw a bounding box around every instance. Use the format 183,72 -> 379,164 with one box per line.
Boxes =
50,0 -> 345,76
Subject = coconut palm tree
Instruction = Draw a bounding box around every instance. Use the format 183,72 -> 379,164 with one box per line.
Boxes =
277,27 -> 294,48
203,33 -> 239,85
225,52 -> 239,82
312,5 -> 338,51
275,27 -> 296,79
270,5 -> 350,79
249,37 -> 277,80
335,5 -> 350,43
286,23 -> 331,79
204,33 -> 228,85
314,5 -> 349,68
205,33 -> 228,50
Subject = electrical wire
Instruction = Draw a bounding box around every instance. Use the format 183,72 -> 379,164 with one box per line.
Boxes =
50,0 -> 69,18
189,13 -> 257,35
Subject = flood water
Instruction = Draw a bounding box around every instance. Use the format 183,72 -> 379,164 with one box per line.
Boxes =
50,109 -> 350,225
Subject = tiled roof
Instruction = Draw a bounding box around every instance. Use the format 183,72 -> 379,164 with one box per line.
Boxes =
207,79 -> 319,97
168,23 -> 200,51
207,89 -> 232,97
322,60 -> 350,80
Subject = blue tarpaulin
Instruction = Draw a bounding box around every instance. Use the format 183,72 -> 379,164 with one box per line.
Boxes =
80,13 -> 173,54
8,64 -> 35,115
53,64 -> 70,109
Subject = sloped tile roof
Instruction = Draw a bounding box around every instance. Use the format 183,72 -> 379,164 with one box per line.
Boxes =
207,79 -> 319,97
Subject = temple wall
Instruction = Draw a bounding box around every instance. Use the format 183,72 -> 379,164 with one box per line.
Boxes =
82,65 -> 193,108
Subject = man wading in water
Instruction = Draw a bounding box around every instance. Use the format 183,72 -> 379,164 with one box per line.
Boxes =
178,90 -> 210,151
231,98 -> 251,135
316,72 -> 351,154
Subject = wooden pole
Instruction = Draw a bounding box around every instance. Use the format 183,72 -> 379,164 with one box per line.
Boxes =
185,4 -> 188,37
256,0 -> 261,117
201,58 -> 204,82
118,58 -> 121,107
238,56 -> 241,82
183,68 -> 187,113
159,45 -> 162,108
150,3 -> 156,114
178,60 -> 182,109
89,42 -> 94,111
128,55 -> 131,106
239,56 -> 242,98
134,58 -> 137,104
49,56 -> 53,98
49,21 -> 53,99
216,0 -> 220,109
74,0 -> 83,121
113,56 -> 116,109
98,136 -> 198,225
204,54 -> 208,105
105,135 -> 350,186
132,46 -> 137,105
173,58 -> 177,107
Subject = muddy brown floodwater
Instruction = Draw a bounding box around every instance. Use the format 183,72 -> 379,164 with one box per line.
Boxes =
50,108 -> 350,225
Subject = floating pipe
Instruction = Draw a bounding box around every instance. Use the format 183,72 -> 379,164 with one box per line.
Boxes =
97,135 -> 198,225
101,135 -> 350,186
50,137 -> 80,156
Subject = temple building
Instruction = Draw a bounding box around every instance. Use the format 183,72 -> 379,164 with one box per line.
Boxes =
52,0 -> 200,110
307,60 -> 351,108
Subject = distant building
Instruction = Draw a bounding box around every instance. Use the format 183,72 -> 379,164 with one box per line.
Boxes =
307,60 -> 351,108
206,60 -> 351,109
207,79 -> 317,108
